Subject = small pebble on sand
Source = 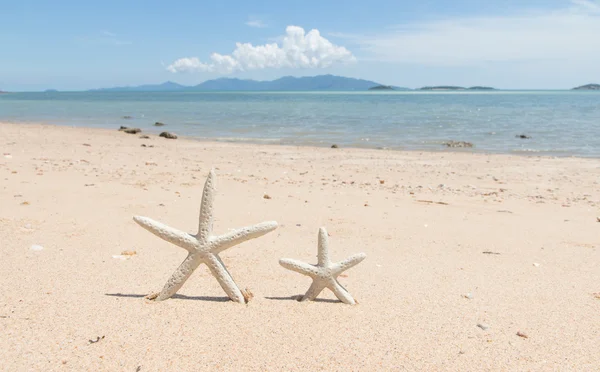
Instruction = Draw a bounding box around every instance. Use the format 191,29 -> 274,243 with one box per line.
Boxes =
477,323 -> 490,331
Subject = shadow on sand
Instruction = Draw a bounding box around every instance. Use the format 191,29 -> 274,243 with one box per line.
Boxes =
104,293 -> 231,302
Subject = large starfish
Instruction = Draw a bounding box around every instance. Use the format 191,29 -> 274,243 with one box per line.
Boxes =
279,227 -> 366,305
134,169 -> 278,303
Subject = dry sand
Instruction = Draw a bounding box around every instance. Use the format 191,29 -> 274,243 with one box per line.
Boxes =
1,122 -> 599,371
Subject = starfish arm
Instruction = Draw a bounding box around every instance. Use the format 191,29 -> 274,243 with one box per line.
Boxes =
332,253 -> 367,276
300,280 -> 327,302
133,216 -> 198,253
328,279 -> 357,305
155,254 -> 201,301
317,227 -> 330,266
204,253 -> 245,304
279,258 -> 321,277
211,221 -> 278,254
197,169 -> 217,244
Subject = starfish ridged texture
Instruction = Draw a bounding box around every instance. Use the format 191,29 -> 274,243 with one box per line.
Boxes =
134,169 -> 278,303
279,227 -> 366,305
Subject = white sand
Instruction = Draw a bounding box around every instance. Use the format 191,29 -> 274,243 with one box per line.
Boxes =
1,122 -> 599,371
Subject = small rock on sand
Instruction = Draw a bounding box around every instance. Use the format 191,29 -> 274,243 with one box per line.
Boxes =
139,135 -> 150,139
159,132 -> 177,139
331,144 -> 339,148
263,194 -> 272,199
119,126 -> 141,134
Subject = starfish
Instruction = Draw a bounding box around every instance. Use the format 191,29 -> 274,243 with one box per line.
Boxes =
133,169 -> 278,303
279,227 -> 366,305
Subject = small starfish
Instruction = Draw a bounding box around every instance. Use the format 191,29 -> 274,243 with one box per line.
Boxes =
279,227 -> 366,305
134,169 -> 278,303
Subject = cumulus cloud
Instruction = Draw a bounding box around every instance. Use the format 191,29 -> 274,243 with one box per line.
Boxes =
338,0 -> 600,66
167,26 -> 355,74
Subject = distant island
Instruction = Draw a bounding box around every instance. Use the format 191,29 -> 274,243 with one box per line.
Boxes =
368,85 -> 395,91
90,75 -> 402,92
419,86 -> 495,91
468,86 -> 495,90
572,84 -> 600,90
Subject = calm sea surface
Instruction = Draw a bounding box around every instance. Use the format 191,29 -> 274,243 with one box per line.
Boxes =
1,91 -> 599,157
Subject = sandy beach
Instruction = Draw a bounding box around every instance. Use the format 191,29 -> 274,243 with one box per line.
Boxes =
1,121 -> 599,371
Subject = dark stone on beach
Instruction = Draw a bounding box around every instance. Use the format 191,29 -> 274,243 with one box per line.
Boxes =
154,122 -> 166,126
443,141 -> 473,148
331,144 -> 339,148
123,128 -> 141,134
139,135 -> 150,139
159,131 -> 177,139
516,134 -> 531,139
122,116 -> 133,119
118,126 -> 128,131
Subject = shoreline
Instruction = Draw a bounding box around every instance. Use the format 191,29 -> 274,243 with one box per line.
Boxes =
1,121 -> 599,370
2,119 -> 595,160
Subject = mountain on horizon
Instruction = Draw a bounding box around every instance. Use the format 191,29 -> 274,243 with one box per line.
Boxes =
90,75 -> 408,92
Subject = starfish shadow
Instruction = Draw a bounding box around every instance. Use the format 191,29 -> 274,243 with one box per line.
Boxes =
104,293 -> 231,302
264,295 -> 342,303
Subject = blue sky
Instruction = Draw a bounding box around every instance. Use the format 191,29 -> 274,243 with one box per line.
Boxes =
1,0 -> 599,91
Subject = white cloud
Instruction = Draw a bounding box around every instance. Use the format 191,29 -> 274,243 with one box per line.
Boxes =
167,26 -> 355,74
571,0 -> 600,12
340,0 -> 600,66
246,19 -> 267,28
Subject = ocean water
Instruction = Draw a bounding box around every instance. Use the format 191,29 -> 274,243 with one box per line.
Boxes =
1,90 -> 599,157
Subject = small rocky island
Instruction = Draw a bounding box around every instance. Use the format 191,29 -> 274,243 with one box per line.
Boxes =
572,84 -> 600,90
368,85 -> 395,91
419,86 -> 495,91
467,86 -> 495,90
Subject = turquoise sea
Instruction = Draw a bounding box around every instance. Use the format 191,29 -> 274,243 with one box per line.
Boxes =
1,90 -> 599,157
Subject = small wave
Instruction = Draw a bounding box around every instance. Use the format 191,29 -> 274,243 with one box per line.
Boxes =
196,136 -> 283,144
512,148 -> 541,153
511,148 -> 571,155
